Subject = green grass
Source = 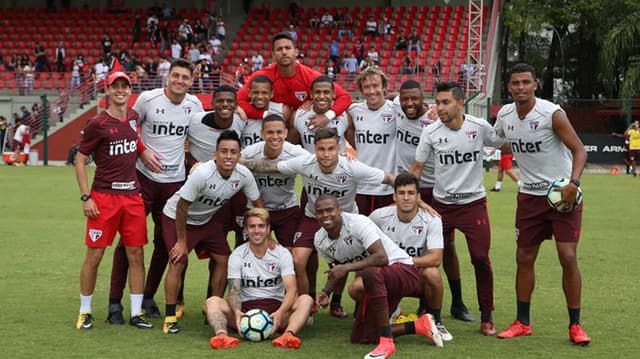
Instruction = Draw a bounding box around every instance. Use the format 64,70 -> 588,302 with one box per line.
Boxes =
0,167 -> 639,358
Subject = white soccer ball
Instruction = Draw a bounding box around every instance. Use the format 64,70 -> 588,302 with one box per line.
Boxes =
546,178 -> 582,213
239,309 -> 274,342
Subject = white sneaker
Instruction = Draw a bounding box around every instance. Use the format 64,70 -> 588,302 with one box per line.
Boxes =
436,322 -> 453,341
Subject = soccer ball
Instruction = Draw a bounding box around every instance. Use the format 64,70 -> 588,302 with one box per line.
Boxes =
546,178 -> 583,213
239,309 -> 274,342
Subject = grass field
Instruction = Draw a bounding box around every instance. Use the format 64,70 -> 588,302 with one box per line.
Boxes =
1,166 -> 639,358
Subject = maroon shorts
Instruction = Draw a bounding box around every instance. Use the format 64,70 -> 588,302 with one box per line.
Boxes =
241,298 -> 282,313
433,197 -> 491,243
137,170 -> 184,215
629,149 -> 640,161
499,153 -> 514,170
351,263 -> 421,344
270,206 -> 303,247
419,186 -> 434,205
161,210 -> 231,264
293,215 -> 320,249
515,193 -> 582,248
356,194 -> 395,216
12,139 -> 24,151
229,191 -> 248,232
84,191 -> 147,248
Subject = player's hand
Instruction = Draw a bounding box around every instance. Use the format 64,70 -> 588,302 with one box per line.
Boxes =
140,149 -> 163,173
325,264 -> 348,281
556,183 -> 578,208
236,106 -> 248,120
307,113 -> 330,130
418,199 -> 440,217
299,100 -> 312,110
316,291 -> 330,309
82,198 -> 100,218
234,310 -> 244,332
169,241 -> 188,264
270,310 -> 283,332
426,104 -> 438,121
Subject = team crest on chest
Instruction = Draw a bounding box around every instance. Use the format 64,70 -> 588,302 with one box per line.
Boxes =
528,120 -> 540,131
464,130 -> 478,141
295,91 -> 307,101
265,260 -> 278,272
411,224 -> 424,235
183,106 -> 192,115
382,113 -> 394,123
420,119 -> 432,127
344,236 -> 353,246
129,120 -> 137,131
335,174 -> 347,184
229,180 -> 240,190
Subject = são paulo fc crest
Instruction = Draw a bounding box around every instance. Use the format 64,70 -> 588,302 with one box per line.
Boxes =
230,180 -> 240,190
411,225 -> 424,235
89,229 -> 103,242
344,236 -> 353,246
335,174 -> 347,184
528,120 -> 540,131
265,260 -> 278,272
295,91 -> 307,101
129,120 -> 137,131
183,106 -> 192,115
293,232 -> 302,243
382,113 -> 394,123
465,130 -> 478,141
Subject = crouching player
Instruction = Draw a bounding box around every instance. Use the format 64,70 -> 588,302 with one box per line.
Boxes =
205,208 -> 314,350
314,195 -> 443,359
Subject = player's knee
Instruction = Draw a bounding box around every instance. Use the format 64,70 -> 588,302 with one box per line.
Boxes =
421,267 -> 442,285
84,247 -> 106,266
516,248 -> 537,267
470,253 -> 491,268
297,294 -> 314,309
557,249 -> 578,268
205,296 -> 225,312
348,281 -> 364,301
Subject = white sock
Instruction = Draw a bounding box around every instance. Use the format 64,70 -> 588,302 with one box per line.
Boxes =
131,294 -> 143,317
517,180 -> 523,187
80,294 -> 92,314
494,181 -> 502,190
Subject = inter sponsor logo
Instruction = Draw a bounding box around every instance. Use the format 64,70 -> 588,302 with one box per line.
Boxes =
511,139 -> 543,153
356,130 -> 390,144
197,195 -> 227,207
396,128 -> 420,146
305,182 -> 348,197
242,133 -> 263,146
438,150 -> 480,165
109,138 -> 137,156
151,121 -> 188,136
257,176 -> 291,187
241,276 -> 282,288
398,243 -> 424,257
336,250 -> 369,264
88,229 -> 102,242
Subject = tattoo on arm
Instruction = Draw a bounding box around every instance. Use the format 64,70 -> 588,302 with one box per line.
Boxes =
241,159 -> 279,173
227,279 -> 242,312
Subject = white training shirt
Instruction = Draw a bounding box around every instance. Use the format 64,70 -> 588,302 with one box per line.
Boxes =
162,160 -> 260,225
348,100 -> 396,195
494,98 -> 572,196
241,141 -> 309,211
314,212 -> 413,266
293,108 -> 348,153
187,111 -> 246,162
227,242 -> 295,303
369,206 -> 444,257
241,102 -> 284,148
277,153 -> 385,218
415,115 -> 504,204
135,88 -> 204,183
393,97 -> 436,187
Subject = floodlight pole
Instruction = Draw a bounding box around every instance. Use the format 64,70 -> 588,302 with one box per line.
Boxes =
545,25 -> 566,83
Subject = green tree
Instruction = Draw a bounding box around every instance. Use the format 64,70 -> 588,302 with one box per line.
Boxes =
601,7 -> 640,98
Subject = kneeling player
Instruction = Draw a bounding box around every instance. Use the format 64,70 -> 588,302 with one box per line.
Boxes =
205,208 -> 314,350
314,195 -> 443,359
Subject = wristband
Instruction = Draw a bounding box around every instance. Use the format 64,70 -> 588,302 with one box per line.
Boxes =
570,178 -> 580,187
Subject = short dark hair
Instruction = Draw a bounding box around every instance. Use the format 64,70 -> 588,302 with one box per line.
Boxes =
214,85 -> 237,99
400,79 -> 422,91
393,173 -> 419,191
250,75 -> 273,89
316,193 -> 339,207
314,127 -> 339,143
436,82 -> 464,100
272,32 -> 296,48
507,63 -> 536,81
311,75 -> 334,91
169,58 -> 195,76
262,114 -> 287,129
216,129 -> 241,148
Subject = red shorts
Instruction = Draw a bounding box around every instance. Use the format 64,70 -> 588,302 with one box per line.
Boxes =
499,153 -> 514,170
293,215 -> 320,249
136,170 -> 184,216
355,194 -> 394,216
161,210 -> 231,264
241,298 -> 282,313
629,149 -> 640,161
419,186 -> 434,205
84,191 -> 147,248
515,193 -> 582,248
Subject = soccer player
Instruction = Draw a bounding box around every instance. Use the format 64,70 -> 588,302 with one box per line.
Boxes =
241,114 -> 309,248
489,144 -> 520,192
205,208 -> 314,350
289,75 -> 349,153
411,82 -> 505,336
74,72 -> 154,330
345,67 -> 396,215
369,173 -> 451,341
241,127 -> 396,316
625,120 -> 640,176
494,63 -> 591,345
108,59 -> 203,322
239,75 -> 292,148
314,195 -> 443,359
237,32 -> 352,130
160,130 -> 263,334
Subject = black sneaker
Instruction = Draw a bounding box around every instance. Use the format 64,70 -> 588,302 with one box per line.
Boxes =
489,187 -> 500,192
163,320 -> 180,334
129,314 -> 153,329
142,298 -> 161,318
450,305 -> 475,322
76,313 -> 94,330
106,304 -> 125,325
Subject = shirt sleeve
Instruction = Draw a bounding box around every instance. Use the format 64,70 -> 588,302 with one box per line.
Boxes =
482,120 -> 505,147
227,250 -> 242,279
279,248 -> 295,277
276,155 -> 305,175
77,120 -> 101,156
493,115 -> 505,138
314,234 -> 335,264
425,215 -> 444,250
415,126 -> 433,163
352,160 -> 385,185
178,164 -> 207,202
132,92 -> 147,124
331,82 -> 353,116
240,170 -> 261,201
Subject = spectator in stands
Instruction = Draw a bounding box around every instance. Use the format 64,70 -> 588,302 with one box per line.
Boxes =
366,46 -> 380,66
324,58 -> 339,81
382,17 -> 392,36
55,41 -> 66,72
197,58 -> 213,92
156,20 -> 167,49
407,30 -> 421,56
209,36 -> 222,56
188,43 -> 200,63
364,16 -> 378,37
402,54 -> 415,74
170,39 -> 182,61
194,19 -> 207,44
94,57 -> 109,87
337,22 -> 353,40
353,38 -> 366,63
309,10 -> 320,29
147,13 -> 159,38
179,19 -> 194,44
359,56 -> 376,72
8,54 -> 19,72
216,16 -> 226,41
329,40 -> 340,64
161,3 -> 174,19
0,116 -> 7,152
235,58 -> 250,87
251,51 -> 264,72
287,24 -> 298,42
321,11 -> 334,28
101,35 -> 113,56
71,56 -> 82,90
132,15 -> 142,45
33,42 -> 50,72
23,60 -> 35,95
342,51 -> 358,78
211,58 -> 221,89
395,33 -> 408,50
19,51 -> 29,68
55,88 -> 69,122
144,56 -> 158,87
289,0 -> 300,20
157,57 -> 170,86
